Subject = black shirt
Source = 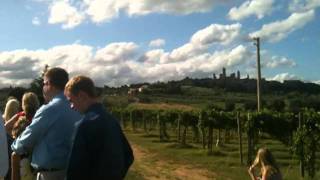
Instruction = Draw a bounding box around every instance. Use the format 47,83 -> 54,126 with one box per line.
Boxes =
66,103 -> 134,180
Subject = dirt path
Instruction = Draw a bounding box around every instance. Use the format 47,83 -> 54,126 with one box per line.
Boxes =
128,143 -> 217,180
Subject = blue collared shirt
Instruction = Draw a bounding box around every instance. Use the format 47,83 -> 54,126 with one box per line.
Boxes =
11,92 -> 82,170
0,113 -> 8,177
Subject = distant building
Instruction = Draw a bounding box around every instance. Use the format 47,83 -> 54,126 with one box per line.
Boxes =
213,73 -> 217,80
215,67 -> 243,80
138,85 -> 149,92
128,88 -> 138,95
230,73 -> 236,79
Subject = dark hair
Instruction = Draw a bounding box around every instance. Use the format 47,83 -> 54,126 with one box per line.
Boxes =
45,67 -> 69,90
65,76 -> 97,98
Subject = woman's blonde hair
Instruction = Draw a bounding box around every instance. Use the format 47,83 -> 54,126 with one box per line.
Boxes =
22,92 -> 40,119
2,98 -> 20,122
12,92 -> 39,138
253,148 -> 280,175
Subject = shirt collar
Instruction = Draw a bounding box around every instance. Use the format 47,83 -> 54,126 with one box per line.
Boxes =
52,92 -> 65,101
85,103 -> 103,113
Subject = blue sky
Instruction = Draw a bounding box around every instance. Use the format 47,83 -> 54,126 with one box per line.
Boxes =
0,0 -> 319,87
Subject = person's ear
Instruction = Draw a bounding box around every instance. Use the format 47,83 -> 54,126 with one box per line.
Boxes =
78,91 -> 88,100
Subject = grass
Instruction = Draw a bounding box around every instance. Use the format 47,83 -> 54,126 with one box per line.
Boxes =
125,128 -> 320,180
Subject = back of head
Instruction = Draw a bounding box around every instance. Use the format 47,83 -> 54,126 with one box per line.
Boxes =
3,98 -> 20,122
22,92 -> 40,119
254,148 -> 280,172
45,67 -> 69,91
65,76 -> 96,97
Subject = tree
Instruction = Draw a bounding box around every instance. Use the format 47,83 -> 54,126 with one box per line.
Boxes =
29,65 -> 48,105
267,99 -> 285,112
8,87 -> 27,103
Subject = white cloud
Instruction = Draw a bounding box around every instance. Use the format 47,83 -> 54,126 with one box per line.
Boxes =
38,0 -> 224,27
199,45 -> 253,72
83,0 -> 219,23
0,50 -> 43,87
0,21 -> 250,88
94,42 -> 138,64
289,0 -> 320,12
162,23 -> 242,63
125,0 -> 217,16
6,20 -> 308,88
268,73 -> 300,82
48,0 -> 85,29
149,39 -> 165,48
313,80 -> 320,84
0,42 -> 252,88
228,0 -> 274,20
191,23 -> 242,46
264,56 -> 297,68
140,49 -> 167,64
250,10 -> 315,42
32,17 -> 41,26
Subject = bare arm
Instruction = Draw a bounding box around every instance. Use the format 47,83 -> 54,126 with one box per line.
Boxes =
4,114 -> 18,135
248,166 -> 258,180
11,152 -> 21,180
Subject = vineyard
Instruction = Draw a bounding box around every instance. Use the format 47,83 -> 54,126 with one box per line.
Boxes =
111,107 -> 320,179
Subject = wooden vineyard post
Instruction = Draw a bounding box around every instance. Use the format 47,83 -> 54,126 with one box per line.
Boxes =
299,112 -> 304,178
237,112 -> 243,165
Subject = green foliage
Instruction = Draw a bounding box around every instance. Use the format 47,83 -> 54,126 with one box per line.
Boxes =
266,99 -> 285,112
8,87 -> 27,102
224,101 -> 235,112
243,100 -> 257,111
103,95 -> 131,109
28,64 -> 48,104
116,105 -> 320,178
292,110 -> 320,178
287,98 -> 304,113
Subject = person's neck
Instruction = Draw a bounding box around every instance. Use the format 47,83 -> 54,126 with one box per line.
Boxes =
46,90 -> 63,103
87,98 -> 99,108
52,90 -> 63,97
84,98 -> 99,112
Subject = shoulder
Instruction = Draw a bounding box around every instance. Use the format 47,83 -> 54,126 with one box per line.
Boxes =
84,111 -> 101,121
263,166 -> 281,179
38,96 -> 69,113
17,111 -> 25,117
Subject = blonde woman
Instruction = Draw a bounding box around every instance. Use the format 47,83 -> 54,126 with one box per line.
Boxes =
11,92 -> 40,138
248,148 -> 282,180
5,92 -> 39,180
2,98 -> 20,123
4,93 -> 39,136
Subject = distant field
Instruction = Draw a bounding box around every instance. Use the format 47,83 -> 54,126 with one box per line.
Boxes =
128,102 -> 197,111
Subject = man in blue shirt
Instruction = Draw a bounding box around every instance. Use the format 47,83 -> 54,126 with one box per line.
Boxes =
11,68 -> 82,180
64,76 -> 134,180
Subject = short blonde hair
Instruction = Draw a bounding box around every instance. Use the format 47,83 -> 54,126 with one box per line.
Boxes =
65,76 -> 96,97
3,98 -> 20,122
22,92 -> 40,119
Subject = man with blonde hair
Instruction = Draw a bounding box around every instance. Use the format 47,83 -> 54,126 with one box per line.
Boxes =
64,76 -> 134,180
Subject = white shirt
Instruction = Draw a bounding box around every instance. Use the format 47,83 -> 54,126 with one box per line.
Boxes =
0,112 -> 8,177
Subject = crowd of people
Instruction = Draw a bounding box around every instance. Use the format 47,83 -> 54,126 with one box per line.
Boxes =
0,67 -> 134,180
